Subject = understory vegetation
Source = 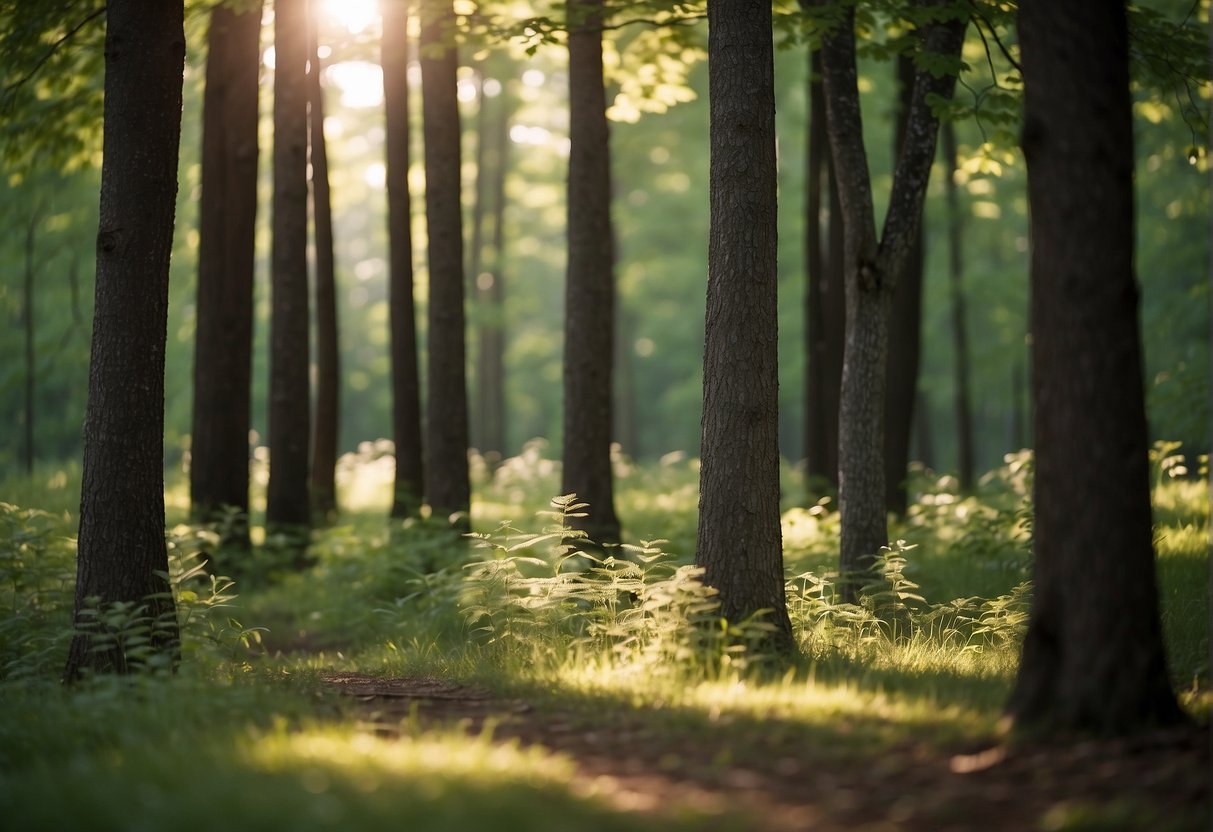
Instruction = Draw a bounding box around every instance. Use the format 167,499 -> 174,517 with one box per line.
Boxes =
0,443 -> 1208,830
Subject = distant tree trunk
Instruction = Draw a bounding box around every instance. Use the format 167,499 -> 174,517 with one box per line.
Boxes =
382,0 -> 425,519
1009,361 -> 1025,452
1007,0 -> 1185,734
884,53 -> 925,515
941,119 -> 974,488
190,1 -> 261,544
696,0 -> 793,650
563,0 -> 620,545
309,24 -> 340,519
914,390 -> 934,469
23,210 -> 37,475
266,0 -> 312,536
476,76 -> 510,469
802,45 -> 844,494
420,0 -> 471,530
818,1 -> 964,601
64,0 -> 184,681
614,301 -> 639,460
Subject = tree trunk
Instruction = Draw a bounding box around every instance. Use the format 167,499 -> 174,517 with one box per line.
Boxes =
382,0 -> 425,519
941,119 -> 974,488
309,24 -> 340,520
476,74 -> 510,469
1007,0 -> 1185,734
884,54 -> 925,516
64,0 -> 184,681
23,210 -> 37,475
420,0 -> 471,531
818,1 -> 964,601
563,0 -> 620,545
190,1 -> 261,545
266,0 -> 312,536
803,46 -> 844,495
696,0 -> 792,650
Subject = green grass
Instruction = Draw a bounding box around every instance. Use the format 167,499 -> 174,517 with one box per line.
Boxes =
0,444 -> 1208,830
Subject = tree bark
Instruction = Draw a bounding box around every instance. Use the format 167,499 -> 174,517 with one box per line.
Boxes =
190,1 -> 261,544
309,23 -> 340,520
696,0 -> 793,650
1007,0 -> 1185,734
382,0 -> 425,519
266,0 -> 312,536
420,0 -> 471,530
476,74 -> 510,469
941,120 -> 974,488
884,53 -> 925,515
817,1 -> 964,601
64,0 -> 184,681
562,0 -> 621,545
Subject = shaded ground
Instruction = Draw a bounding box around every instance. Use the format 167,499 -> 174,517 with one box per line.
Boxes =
320,672 -> 1211,831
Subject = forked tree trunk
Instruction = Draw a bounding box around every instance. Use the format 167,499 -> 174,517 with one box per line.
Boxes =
818,1 -> 964,601
1007,0 -> 1185,734
563,0 -> 621,545
309,25 -> 340,519
941,119 -> 974,488
64,0 -> 185,681
696,0 -> 793,650
420,0 -> 471,531
266,0 -> 313,535
884,54 -> 925,515
382,0 -> 425,519
190,1 -> 261,544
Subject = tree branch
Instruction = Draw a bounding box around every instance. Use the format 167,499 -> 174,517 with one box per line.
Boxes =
2,5 -> 107,102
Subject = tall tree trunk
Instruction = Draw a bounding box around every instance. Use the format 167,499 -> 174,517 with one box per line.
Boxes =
420,0 -> 471,530
803,46 -> 844,494
476,75 -> 510,469
696,0 -> 793,650
941,119 -> 974,488
309,23 -> 340,519
64,0 -> 184,681
614,301 -> 639,460
23,210 -> 37,475
190,1 -> 261,545
563,0 -> 620,545
818,1 -> 964,601
884,53 -> 925,515
1007,0 -> 1184,733
266,0 -> 312,536
382,0 -> 425,519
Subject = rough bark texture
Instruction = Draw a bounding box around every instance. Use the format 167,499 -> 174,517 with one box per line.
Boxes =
1007,0 -> 1185,734
420,0 -> 471,530
884,54 -> 925,516
190,2 -> 261,541
309,26 -> 340,520
266,0 -> 312,534
696,0 -> 792,650
562,0 -> 621,545
818,1 -> 964,600
803,47 -> 844,494
382,0 -> 425,519
941,120 -> 974,488
64,0 -> 185,680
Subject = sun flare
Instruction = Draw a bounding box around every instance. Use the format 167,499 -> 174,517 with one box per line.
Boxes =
319,0 -> 380,35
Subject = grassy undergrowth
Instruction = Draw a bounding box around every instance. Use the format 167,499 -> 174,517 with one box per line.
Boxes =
0,442 -> 1208,830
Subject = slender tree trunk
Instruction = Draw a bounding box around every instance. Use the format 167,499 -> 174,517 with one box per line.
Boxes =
1007,0 -> 1184,733
266,0 -> 312,536
818,1 -> 964,601
309,24 -> 340,519
614,301 -> 639,460
64,0 -> 184,681
476,77 -> 510,468
420,0 -> 471,530
382,0 -> 425,519
884,54 -> 925,516
190,1 -> 261,544
941,119 -> 974,488
23,210 -> 37,475
696,0 -> 793,650
563,0 -> 620,545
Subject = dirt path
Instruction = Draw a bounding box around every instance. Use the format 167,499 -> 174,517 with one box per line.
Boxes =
321,672 -> 1210,831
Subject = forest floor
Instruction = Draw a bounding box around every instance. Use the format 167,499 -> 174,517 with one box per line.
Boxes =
319,671 -> 1211,832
